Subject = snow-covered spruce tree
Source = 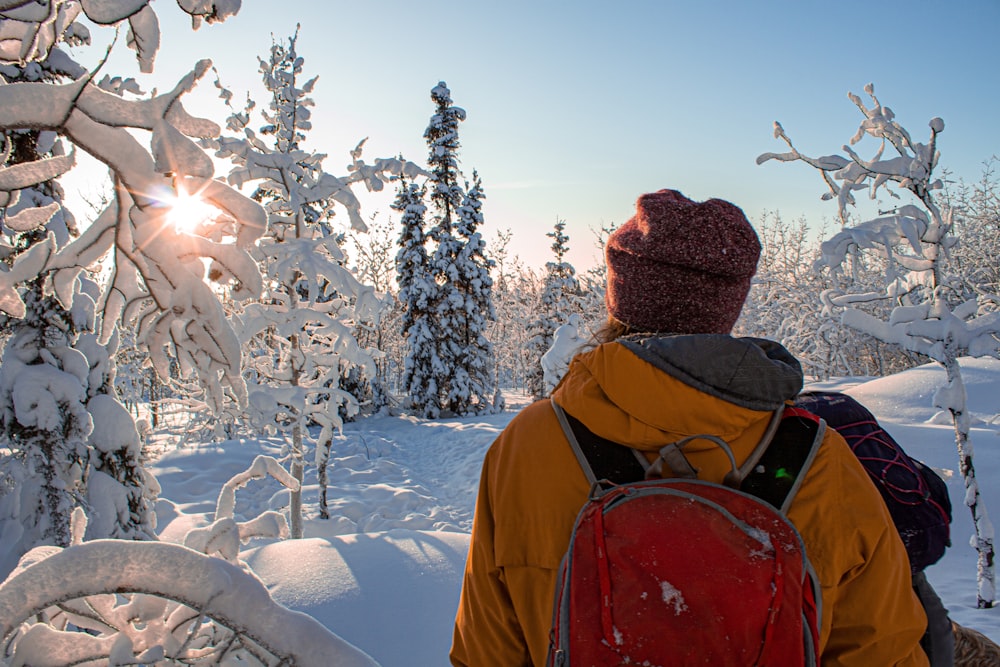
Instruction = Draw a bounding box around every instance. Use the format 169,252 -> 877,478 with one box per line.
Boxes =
535,224 -> 614,394
0,73 -> 93,558
452,171 -> 501,412
0,24 -> 152,563
393,176 -> 440,415
417,82 -> 498,416
76,322 -> 158,542
526,219 -> 581,399
213,30 -> 418,533
759,84 -> 998,607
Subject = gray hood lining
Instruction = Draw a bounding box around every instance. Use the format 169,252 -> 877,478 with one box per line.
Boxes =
618,335 -> 804,411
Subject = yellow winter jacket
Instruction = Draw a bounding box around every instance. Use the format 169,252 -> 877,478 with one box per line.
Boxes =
451,336 -> 929,667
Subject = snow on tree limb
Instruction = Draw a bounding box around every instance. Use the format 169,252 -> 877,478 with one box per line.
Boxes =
1,200 -> 59,232
67,59 -> 220,136
124,3 -> 159,72
0,152 -> 75,191
0,233 -> 54,316
0,77 -> 89,128
80,0 -> 149,25
1,57 -> 264,408
174,0 -> 243,28
759,86 -> 944,226
151,118 -> 215,178
0,1 -> 46,10
0,1 -> 82,64
214,455 -> 299,523
0,540 -> 379,666
761,83 -> 998,607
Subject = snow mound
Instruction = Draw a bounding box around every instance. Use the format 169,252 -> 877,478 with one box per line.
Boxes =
843,357 -> 1000,427
243,529 -> 469,667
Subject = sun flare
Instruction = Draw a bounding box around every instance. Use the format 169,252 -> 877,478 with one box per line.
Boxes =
163,192 -> 220,234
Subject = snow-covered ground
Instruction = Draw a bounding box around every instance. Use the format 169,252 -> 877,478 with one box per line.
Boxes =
145,360 -> 1000,666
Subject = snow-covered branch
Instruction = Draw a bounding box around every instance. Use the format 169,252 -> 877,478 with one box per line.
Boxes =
0,541 -> 379,666
0,61 -> 266,411
758,84 -> 945,226
760,83 -> 998,607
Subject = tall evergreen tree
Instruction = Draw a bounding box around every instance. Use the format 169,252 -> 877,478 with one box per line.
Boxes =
424,82 -> 466,416
0,54 -> 90,551
451,171 -> 499,412
413,81 -> 498,416
393,178 -> 440,417
526,219 -> 580,399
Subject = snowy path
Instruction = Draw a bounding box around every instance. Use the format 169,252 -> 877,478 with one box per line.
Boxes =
147,396 -> 527,667
152,394 -> 526,537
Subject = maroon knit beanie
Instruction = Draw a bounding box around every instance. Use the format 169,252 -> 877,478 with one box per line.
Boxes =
605,189 -> 761,334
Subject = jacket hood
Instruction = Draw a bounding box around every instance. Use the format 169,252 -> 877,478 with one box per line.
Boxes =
618,334 -> 803,411
552,335 -> 804,452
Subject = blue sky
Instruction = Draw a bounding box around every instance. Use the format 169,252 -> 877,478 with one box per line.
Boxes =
81,1 -> 1000,271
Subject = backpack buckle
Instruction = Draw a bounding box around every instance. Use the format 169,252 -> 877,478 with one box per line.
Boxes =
647,434 -> 738,483
646,441 -> 698,480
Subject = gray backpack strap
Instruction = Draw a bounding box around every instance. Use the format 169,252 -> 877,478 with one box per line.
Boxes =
552,399 -> 597,486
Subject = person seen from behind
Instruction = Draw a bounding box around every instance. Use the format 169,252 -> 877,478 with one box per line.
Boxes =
450,189 -> 929,666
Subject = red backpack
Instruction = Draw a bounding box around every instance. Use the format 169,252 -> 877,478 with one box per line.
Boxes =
548,401 -> 824,667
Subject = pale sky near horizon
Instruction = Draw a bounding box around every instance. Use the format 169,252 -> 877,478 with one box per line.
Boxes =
72,0 -> 1000,272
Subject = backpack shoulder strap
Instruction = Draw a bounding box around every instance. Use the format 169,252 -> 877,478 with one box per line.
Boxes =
740,407 -> 826,513
554,398 -> 826,514
551,399 -> 647,486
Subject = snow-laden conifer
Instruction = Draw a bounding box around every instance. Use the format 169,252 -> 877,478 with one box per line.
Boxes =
526,219 -> 580,398
759,83 -> 998,607
408,82 -> 498,416
394,177 -> 441,416
451,171 -> 500,412
0,51 -> 93,556
0,3 -> 181,565
424,82 -> 468,415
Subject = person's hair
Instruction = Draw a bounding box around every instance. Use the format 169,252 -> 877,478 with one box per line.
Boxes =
593,317 -> 641,345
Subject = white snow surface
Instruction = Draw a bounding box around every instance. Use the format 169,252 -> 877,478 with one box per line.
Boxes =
10,360 -> 1000,665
